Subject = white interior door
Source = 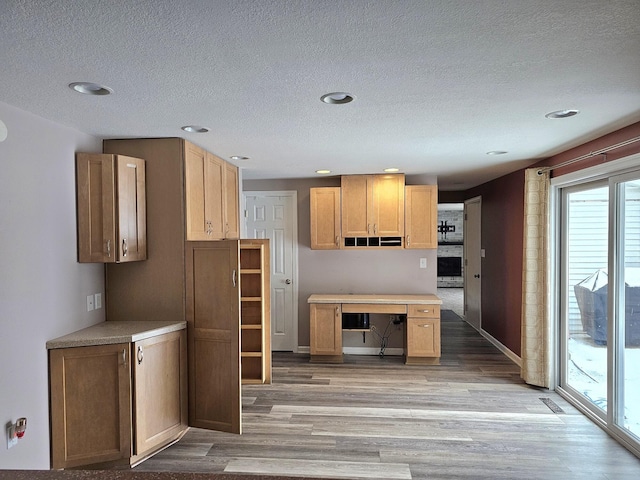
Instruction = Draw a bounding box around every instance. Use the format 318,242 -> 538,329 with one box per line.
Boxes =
464,197 -> 482,331
244,192 -> 298,351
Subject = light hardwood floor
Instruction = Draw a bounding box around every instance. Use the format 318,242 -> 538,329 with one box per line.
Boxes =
134,312 -> 640,479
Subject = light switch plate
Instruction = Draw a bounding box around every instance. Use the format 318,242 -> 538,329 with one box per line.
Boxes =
86,295 -> 94,311
94,293 -> 102,309
419,258 -> 427,269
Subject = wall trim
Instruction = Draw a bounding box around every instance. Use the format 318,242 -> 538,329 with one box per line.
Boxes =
479,328 -> 522,367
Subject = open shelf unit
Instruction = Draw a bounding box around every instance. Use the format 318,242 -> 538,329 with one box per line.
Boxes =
240,239 -> 271,384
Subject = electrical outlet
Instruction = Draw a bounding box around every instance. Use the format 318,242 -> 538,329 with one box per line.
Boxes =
6,423 -> 17,449
94,293 -> 102,309
86,294 -> 94,311
419,258 -> 427,269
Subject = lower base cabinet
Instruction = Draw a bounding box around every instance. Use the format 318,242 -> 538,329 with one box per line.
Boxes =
49,330 -> 187,469
405,304 -> 441,364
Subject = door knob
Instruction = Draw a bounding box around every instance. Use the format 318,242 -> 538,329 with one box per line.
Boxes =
474,274 -> 480,278
285,279 -> 292,284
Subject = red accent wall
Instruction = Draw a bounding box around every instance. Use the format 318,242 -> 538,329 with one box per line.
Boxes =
464,121 -> 640,358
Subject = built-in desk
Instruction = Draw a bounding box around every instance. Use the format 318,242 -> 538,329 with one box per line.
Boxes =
307,294 -> 442,364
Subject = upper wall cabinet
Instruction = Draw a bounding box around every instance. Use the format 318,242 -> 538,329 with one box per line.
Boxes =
405,185 -> 438,249
341,174 -> 405,238
185,147 -> 239,241
76,153 -> 147,263
310,187 -> 341,249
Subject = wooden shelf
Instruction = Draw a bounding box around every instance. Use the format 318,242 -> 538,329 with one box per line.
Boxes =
241,296 -> 262,302
241,352 -> 262,358
241,324 -> 262,330
241,269 -> 262,274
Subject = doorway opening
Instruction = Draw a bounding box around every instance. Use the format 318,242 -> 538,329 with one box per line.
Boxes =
436,203 -> 464,318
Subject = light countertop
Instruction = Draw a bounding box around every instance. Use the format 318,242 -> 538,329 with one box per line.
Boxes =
46,321 -> 186,349
307,294 -> 441,304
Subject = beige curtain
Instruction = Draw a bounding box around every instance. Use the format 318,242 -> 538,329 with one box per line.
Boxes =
521,168 -> 550,387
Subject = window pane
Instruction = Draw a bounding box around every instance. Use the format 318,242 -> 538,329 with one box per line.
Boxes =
564,186 -> 609,413
617,179 -> 640,438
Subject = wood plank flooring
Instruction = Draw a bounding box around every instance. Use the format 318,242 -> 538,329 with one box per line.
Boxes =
134,312 -> 640,479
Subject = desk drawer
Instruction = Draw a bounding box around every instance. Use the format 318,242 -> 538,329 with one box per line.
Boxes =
341,303 -> 406,314
408,304 -> 440,318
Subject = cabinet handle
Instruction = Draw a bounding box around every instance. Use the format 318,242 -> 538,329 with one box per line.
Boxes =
232,269 -> 237,287
367,224 -> 371,234
335,236 -> 339,247
335,306 -> 339,316
406,235 -> 410,247
137,346 -> 144,365
419,324 -> 431,328
419,309 -> 430,313
106,239 -> 111,257
374,224 -> 378,235
122,238 -> 128,257
122,349 -> 127,368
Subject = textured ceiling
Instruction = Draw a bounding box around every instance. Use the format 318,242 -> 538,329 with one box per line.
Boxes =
1,0 -> 639,189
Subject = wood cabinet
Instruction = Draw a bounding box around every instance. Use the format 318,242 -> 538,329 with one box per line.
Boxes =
405,185 -> 438,249
76,153 -> 146,262
185,241 -> 242,434
184,146 -> 239,241
240,239 -> 272,384
405,304 -> 441,364
49,330 -> 187,469
341,174 -> 405,238
102,138 -> 254,438
310,187 -> 341,249
309,303 -> 342,361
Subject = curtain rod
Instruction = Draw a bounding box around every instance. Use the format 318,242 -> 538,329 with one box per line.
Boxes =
537,136 -> 640,175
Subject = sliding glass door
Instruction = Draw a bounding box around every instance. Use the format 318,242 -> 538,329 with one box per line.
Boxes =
611,173 -> 640,439
557,165 -> 640,453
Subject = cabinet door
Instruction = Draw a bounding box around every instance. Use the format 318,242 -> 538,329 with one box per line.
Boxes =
310,303 -> 342,356
185,240 -> 242,434
310,187 -> 341,249
184,144 -> 209,240
406,318 -> 441,357
116,156 -> 147,261
373,174 -> 405,237
133,330 -> 187,457
405,185 -> 437,249
50,344 -> 132,469
341,175 -> 370,236
205,153 -> 225,239
223,161 -> 240,239
76,153 -> 116,262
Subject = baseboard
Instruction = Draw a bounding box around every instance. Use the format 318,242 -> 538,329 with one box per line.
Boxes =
479,328 -> 522,367
342,347 -> 404,356
295,346 -> 403,356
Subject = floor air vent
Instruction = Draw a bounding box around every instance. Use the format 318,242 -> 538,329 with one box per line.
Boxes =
540,397 -> 564,414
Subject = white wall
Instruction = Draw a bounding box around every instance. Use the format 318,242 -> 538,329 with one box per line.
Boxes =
0,102 -> 104,469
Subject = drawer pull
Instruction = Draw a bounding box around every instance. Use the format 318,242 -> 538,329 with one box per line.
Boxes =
419,324 -> 431,328
419,309 -> 430,313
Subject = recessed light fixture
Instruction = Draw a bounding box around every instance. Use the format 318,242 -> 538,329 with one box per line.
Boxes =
315,169 -> 331,174
486,150 -> 508,155
68,82 -> 113,95
384,167 -> 400,173
320,92 -> 354,104
230,156 -> 250,161
545,109 -> 579,119
181,125 -> 210,133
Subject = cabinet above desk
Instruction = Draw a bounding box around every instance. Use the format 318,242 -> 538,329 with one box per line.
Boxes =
308,294 -> 442,364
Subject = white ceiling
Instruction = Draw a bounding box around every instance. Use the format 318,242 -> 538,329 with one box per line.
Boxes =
1,0 -> 639,189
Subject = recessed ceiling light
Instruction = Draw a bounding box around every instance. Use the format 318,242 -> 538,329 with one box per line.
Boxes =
181,125 -> 210,133
320,92 -> 354,104
384,167 -> 400,173
315,169 -> 331,174
69,82 -> 113,96
545,109 -> 579,119
486,150 -> 508,155
230,155 -> 250,161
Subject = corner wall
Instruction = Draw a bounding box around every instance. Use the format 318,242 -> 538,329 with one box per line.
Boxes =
0,102 -> 104,469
